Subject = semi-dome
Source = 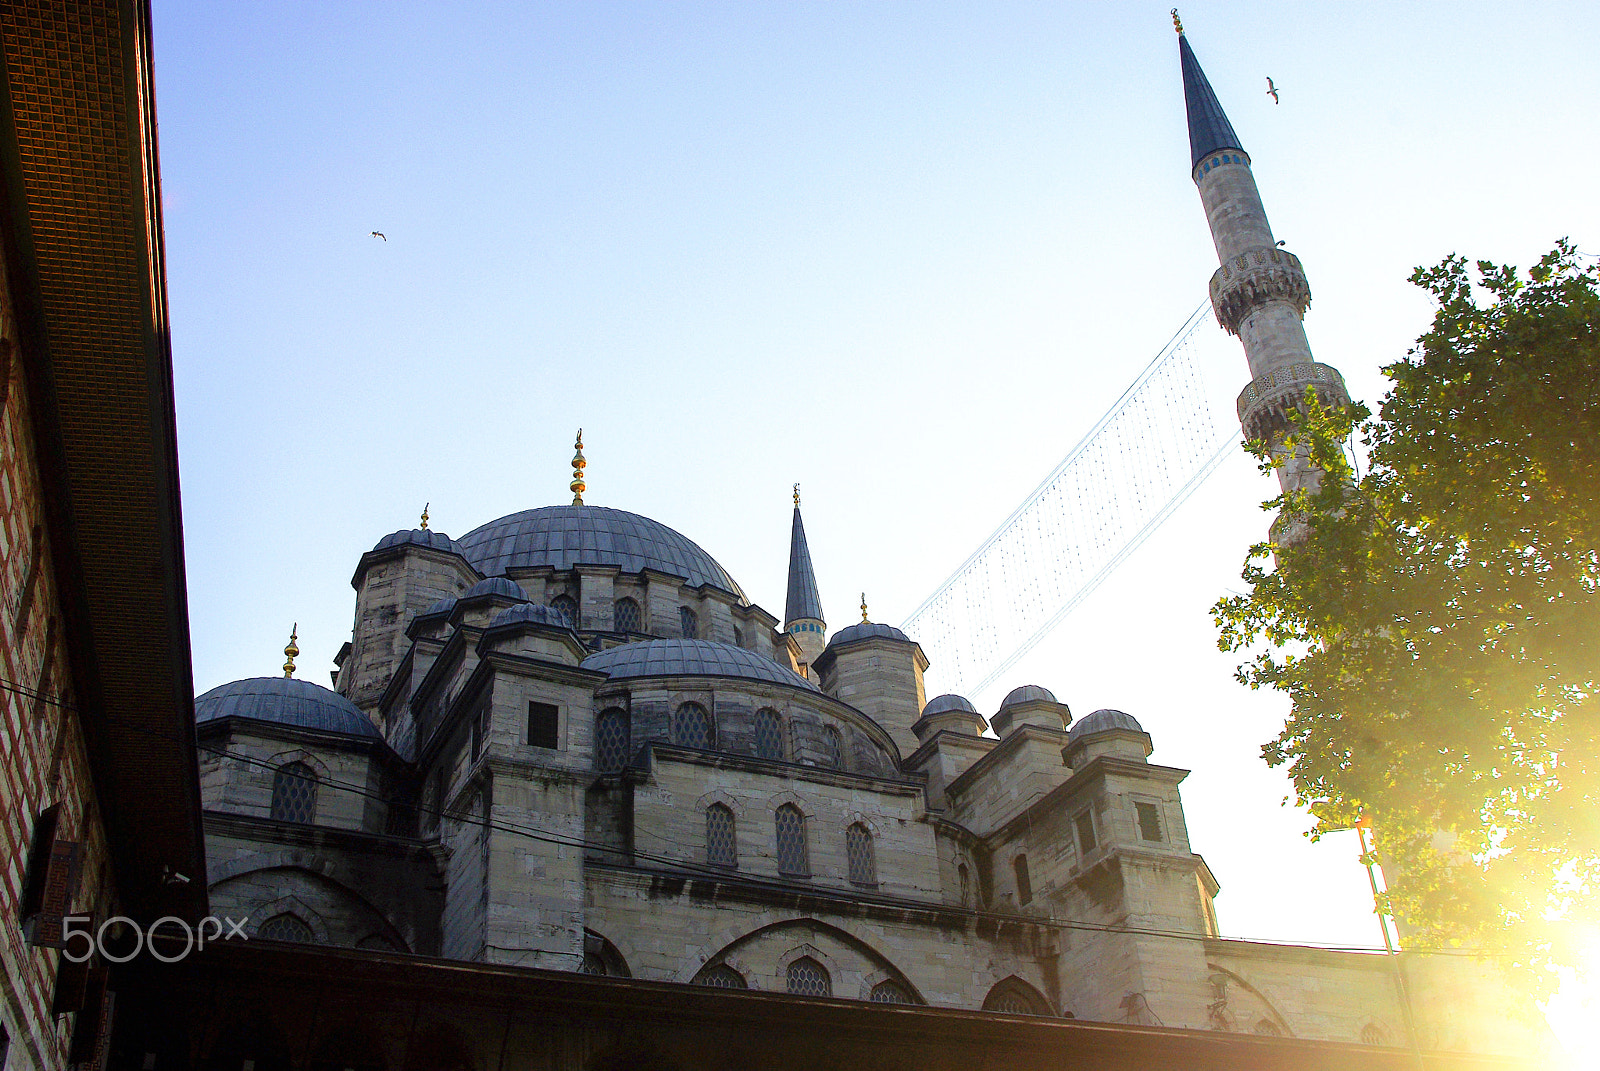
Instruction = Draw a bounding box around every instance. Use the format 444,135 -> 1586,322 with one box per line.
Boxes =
1068,708 -> 1145,740
828,621 -> 910,647
1000,685 -> 1058,709
461,576 -> 528,602
195,677 -> 380,739
582,639 -> 817,692
489,603 -> 574,630
458,505 -> 744,601
372,528 -> 464,556
922,694 -> 977,717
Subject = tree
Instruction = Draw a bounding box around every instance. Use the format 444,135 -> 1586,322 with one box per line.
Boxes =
1214,241 -> 1600,985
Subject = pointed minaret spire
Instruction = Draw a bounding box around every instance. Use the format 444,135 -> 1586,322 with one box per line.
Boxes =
784,485 -> 826,676
1179,25 -> 1349,513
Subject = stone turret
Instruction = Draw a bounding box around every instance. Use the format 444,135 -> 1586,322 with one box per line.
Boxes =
782,487 -> 827,675
1180,28 -> 1349,501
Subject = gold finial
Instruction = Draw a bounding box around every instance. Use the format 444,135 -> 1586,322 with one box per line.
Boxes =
570,428 -> 586,505
793,483 -> 800,508
1171,8 -> 1183,34
282,624 -> 299,678
420,502 -> 430,530
860,593 -> 869,623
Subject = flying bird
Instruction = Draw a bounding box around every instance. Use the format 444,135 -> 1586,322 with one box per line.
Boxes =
369,231 -> 386,241
1266,77 -> 1280,104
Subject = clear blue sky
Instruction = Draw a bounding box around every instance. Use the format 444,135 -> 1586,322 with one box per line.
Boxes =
151,0 -> 1599,1019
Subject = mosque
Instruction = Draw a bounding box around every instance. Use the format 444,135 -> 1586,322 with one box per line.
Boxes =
184,20 -> 1545,1061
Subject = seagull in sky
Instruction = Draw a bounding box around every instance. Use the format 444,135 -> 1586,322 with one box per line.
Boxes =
369,231 -> 386,241
1266,77 -> 1280,104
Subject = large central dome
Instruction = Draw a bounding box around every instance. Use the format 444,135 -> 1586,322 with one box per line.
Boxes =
457,505 -> 744,600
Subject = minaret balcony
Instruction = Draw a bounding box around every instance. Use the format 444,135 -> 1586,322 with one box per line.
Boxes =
1208,248 -> 1311,335
1235,362 -> 1351,446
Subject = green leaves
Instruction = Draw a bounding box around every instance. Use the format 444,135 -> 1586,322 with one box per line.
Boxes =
1215,243 -> 1600,989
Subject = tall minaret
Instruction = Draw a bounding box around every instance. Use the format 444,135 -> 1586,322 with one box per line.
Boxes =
783,484 -> 826,676
1178,16 -> 1349,502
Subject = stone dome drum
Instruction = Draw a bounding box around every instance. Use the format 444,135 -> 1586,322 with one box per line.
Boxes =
458,505 -> 744,601
195,677 -> 381,739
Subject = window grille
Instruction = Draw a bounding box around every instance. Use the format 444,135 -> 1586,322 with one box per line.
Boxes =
595,708 -> 630,771
786,957 -> 830,997
614,597 -> 641,633
673,703 -> 714,750
257,913 -> 314,943
1136,801 -> 1163,842
697,964 -> 748,989
1359,1023 -> 1387,1045
775,804 -> 808,876
679,606 -> 698,639
706,804 -> 737,868
870,980 -> 912,1004
270,762 -> 318,824
754,709 -> 785,760
1013,855 -> 1032,905
527,701 -> 559,749
581,951 -> 607,975
550,594 -> 577,627
356,933 -> 400,952
983,979 -> 1050,1016
846,823 -> 876,887
823,726 -> 843,768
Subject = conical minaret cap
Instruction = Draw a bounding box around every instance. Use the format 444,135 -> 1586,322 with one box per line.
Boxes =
784,491 -> 825,627
1179,32 -> 1245,169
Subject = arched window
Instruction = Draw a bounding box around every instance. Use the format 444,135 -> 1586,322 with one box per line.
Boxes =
775,804 -> 808,876
696,964 -> 748,989
958,863 -> 971,907
1257,1019 -> 1286,1037
846,823 -> 876,887
983,977 -> 1052,1016
754,709 -> 786,761
595,708 -> 630,771
550,594 -> 577,627
270,762 -> 318,824
1013,854 -> 1033,905
786,956 -> 830,997
613,597 -> 641,634
1359,1022 -> 1387,1045
679,606 -> 698,639
673,702 -> 714,750
822,725 -> 843,769
870,980 -> 913,1004
356,933 -> 401,952
581,930 -> 631,977
706,804 -> 737,868
257,913 -> 315,944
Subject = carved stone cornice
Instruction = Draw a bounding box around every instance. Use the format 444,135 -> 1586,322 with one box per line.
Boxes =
1235,361 -> 1350,445
1209,247 -> 1311,334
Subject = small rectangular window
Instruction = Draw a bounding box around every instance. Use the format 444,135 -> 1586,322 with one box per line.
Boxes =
1074,811 -> 1097,856
527,702 -> 559,749
1136,802 -> 1163,842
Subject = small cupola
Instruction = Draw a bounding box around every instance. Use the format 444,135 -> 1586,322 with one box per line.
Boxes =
1063,708 -> 1153,764
991,685 -> 1071,738
912,693 -> 986,742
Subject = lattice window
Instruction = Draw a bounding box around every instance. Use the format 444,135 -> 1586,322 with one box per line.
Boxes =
551,594 -> 577,628
786,957 -> 830,997
1013,855 -> 1033,905
257,913 -> 314,943
697,964 -> 747,989
356,933 -> 400,952
614,597 -> 641,633
595,708 -> 630,771
846,823 -> 876,887
1358,1023 -> 1387,1045
270,762 -> 318,824
673,703 -> 714,750
706,804 -> 737,868
983,979 -> 1051,1016
754,709 -> 785,760
870,980 -> 912,1004
775,804 -> 808,876
823,726 -> 843,769
581,951 -> 607,975
1136,801 -> 1163,842
679,606 -> 698,639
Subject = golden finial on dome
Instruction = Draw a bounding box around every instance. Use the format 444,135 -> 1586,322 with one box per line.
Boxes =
793,483 -> 800,508
282,624 -> 299,678
420,502 -> 430,530
860,593 -> 869,623
570,428 -> 586,505
1171,8 -> 1183,34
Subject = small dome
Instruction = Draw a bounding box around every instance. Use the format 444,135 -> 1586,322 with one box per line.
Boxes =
922,694 -> 978,717
1068,708 -> 1145,740
461,576 -> 528,602
582,639 -> 818,692
195,677 -> 380,739
489,603 -> 574,630
1000,685 -> 1058,709
420,596 -> 457,618
372,528 -> 464,556
828,621 -> 910,647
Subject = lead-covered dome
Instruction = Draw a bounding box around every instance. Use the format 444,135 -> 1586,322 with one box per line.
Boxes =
582,639 -> 817,692
372,528 -> 464,556
828,621 -> 910,647
461,576 -> 528,602
458,506 -> 744,600
1068,708 -> 1144,740
1000,685 -> 1058,709
195,677 -> 380,739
